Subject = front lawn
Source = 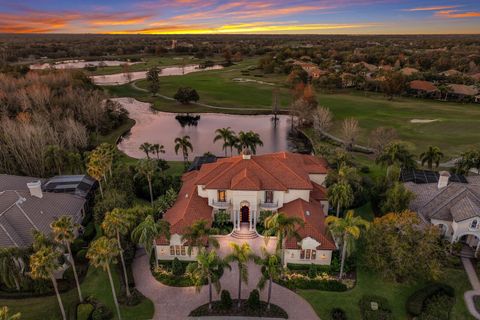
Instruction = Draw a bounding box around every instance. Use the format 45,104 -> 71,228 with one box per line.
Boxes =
299,267 -> 473,319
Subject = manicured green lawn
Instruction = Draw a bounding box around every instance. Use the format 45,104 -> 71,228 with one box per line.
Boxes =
299,267 -> 473,320
0,266 -> 154,320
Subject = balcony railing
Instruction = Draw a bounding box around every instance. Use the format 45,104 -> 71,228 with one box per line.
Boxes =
259,201 -> 279,209
210,199 -> 231,208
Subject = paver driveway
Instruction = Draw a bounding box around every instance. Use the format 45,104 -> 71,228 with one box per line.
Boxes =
132,235 -> 320,320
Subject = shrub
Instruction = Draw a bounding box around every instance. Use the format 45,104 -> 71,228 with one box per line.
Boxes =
308,264 -> 317,279
71,238 -> 87,254
246,289 -> 261,310
77,303 -> 95,320
220,290 -> 233,309
76,249 -> 88,264
330,308 -> 347,320
358,295 -> 392,320
82,222 -> 96,242
172,257 -> 184,276
406,283 -> 455,316
173,87 -> 200,104
91,304 -> 113,320
418,294 -> 454,320
279,278 -> 347,291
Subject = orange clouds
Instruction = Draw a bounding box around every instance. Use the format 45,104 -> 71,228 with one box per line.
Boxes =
435,10 -> 480,18
403,5 -> 459,12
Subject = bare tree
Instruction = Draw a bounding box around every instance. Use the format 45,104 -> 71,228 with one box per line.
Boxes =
341,118 -> 359,150
369,127 -> 398,154
313,106 -> 333,135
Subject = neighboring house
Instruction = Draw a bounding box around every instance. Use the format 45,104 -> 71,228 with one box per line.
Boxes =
400,67 -> 419,76
447,84 -> 479,101
403,169 -> 480,255
156,152 -> 336,265
0,174 -> 95,248
293,61 -> 328,79
409,80 -> 439,98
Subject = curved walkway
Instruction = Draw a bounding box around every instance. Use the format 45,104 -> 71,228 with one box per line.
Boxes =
462,257 -> 480,319
132,236 -> 320,320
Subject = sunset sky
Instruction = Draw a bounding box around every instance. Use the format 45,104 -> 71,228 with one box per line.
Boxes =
0,0 -> 479,34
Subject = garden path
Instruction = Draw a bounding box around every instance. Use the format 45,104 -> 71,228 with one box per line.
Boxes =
461,257 -> 480,319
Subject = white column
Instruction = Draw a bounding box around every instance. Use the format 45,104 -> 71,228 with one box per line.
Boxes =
253,210 -> 257,230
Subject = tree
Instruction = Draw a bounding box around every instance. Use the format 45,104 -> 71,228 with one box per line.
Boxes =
174,87 -> 200,105
86,154 -> 106,197
139,142 -> 153,159
325,211 -> 369,279
236,131 -> 263,154
313,106 -> 333,135
0,248 -> 26,291
102,209 -> 135,298
44,145 -> 65,176
420,146 -> 444,169
151,144 -> 165,159
225,243 -> 255,307
131,215 -> 170,269
146,67 -> 160,96
328,182 -> 354,217
0,306 -> 21,320
30,246 -> 65,320
181,219 -> 219,256
362,211 -> 446,282
87,237 -> 122,320
341,118 -> 359,150
135,159 -> 157,206
376,142 -> 416,169
381,71 -> 406,100
381,182 -> 414,213
50,216 -> 83,302
213,127 -> 235,157
174,135 -> 193,167
263,212 -> 304,266
254,247 -> 282,310
187,249 -> 230,310
454,149 -> 480,175
369,127 -> 398,154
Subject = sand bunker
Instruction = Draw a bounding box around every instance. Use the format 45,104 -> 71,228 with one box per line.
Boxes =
410,119 -> 439,123
232,78 -> 275,86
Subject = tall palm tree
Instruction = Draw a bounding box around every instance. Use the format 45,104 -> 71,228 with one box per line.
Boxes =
135,159 -> 157,206
187,249 -> 231,311
30,246 -> 65,320
44,145 -> 64,176
86,154 -> 106,197
237,131 -> 263,154
87,237 -> 122,320
376,142 -> 416,169
325,211 -> 369,279
0,306 -> 21,320
227,135 -> 239,156
213,127 -> 235,157
420,146 -> 444,169
174,135 -> 193,167
139,142 -> 153,159
254,247 -> 282,310
328,182 -> 354,217
264,212 -> 304,267
96,143 -> 116,178
181,219 -> 219,256
131,216 -> 170,269
50,216 -> 83,302
102,209 -> 135,297
225,242 -> 255,307
151,144 -> 165,159
0,248 -> 26,291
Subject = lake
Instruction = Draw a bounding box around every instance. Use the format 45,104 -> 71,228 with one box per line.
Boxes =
113,98 -> 303,161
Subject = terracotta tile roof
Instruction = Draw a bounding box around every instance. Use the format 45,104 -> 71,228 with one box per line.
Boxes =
282,199 -> 336,250
311,182 -> 328,201
400,67 -> 419,76
448,84 -> 479,96
409,80 -> 438,93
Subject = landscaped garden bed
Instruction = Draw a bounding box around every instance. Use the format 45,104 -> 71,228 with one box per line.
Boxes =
152,258 -> 197,287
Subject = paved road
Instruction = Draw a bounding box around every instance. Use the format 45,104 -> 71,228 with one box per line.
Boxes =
132,236 -> 320,320
462,257 -> 480,319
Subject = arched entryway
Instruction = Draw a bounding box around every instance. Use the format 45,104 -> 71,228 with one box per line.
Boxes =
241,205 -> 250,223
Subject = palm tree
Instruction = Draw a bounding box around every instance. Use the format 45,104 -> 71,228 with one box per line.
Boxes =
151,144 -> 165,159
181,219 -> 219,255
227,135 -> 239,156
225,242 -> 255,307
44,145 -> 64,176
0,248 -> 26,291
174,135 -> 193,167
213,127 -> 235,157
237,131 -> 263,154
86,154 -> 106,197
420,146 -> 444,169
102,209 -> 135,297
264,212 -> 304,266
30,246 -> 65,320
139,142 -> 153,159
131,216 -> 170,269
0,306 -> 21,320
87,237 -> 122,320
254,247 -> 282,310
135,159 -> 157,206
187,249 -> 230,311
50,216 -> 83,302
96,143 -> 116,178
325,211 -> 369,279
328,182 -> 354,217
376,142 -> 416,169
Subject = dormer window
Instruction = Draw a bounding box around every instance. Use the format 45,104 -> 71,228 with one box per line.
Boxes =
471,219 -> 479,230
265,190 -> 274,203
217,190 -> 226,202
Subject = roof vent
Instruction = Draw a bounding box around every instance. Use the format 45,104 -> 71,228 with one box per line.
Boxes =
27,181 -> 43,199
305,210 -> 311,216
185,193 -> 189,198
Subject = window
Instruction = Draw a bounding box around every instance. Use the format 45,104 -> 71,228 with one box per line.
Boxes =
265,190 -> 274,203
300,249 -> 316,260
311,250 -> 316,260
471,220 -> 478,229
170,246 -> 175,255
175,245 -> 181,255
300,250 -> 305,259
181,246 -> 186,256
218,190 -> 226,202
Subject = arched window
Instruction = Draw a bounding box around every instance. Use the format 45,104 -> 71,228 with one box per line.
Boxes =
470,219 -> 478,229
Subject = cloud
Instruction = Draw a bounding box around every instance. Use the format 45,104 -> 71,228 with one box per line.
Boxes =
435,10 -> 480,18
403,5 -> 460,12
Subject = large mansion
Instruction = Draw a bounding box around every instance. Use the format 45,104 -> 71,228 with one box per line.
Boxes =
156,152 -> 336,265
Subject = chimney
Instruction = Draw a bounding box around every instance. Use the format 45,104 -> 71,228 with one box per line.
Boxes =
438,171 -> 450,189
27,181 -> 43,198
241,147 -> 251,160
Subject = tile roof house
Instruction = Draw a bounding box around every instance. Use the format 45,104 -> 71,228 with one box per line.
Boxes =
404,171 -> 480,255
156,152 -> 336,266
0,174 -> 94,248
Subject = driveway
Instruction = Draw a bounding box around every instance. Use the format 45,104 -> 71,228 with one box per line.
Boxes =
132,236 -> 320,320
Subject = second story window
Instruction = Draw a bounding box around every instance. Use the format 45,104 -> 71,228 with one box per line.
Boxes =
218,190 -> 226,202
265,190 -> 274,203
471,219 -> 479,230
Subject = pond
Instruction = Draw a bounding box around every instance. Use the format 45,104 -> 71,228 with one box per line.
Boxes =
92,64 -> 223,85
30,59 -> 138,70
113,98 -> 309,161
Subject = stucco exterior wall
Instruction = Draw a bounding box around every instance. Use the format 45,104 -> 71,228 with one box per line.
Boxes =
285,249 -> 332,265
309,174 -> 327,186
155,234 -> 198,261
283,189 -> 310,203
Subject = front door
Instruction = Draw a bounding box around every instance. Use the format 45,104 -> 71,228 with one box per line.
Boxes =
241,206 -> 249,223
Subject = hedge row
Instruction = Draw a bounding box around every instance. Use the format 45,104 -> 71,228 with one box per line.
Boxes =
278,278 -> 347,291
406,283 -> 455,316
